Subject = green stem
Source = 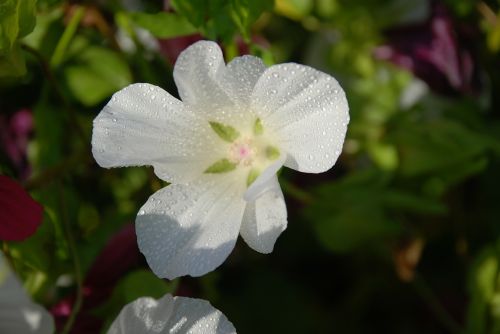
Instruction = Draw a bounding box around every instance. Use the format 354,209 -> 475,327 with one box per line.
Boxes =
57,182 -> 83,334
51,6 -> 86,67
413,273 -> 463,334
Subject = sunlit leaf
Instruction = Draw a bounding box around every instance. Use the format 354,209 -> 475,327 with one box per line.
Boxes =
128,12 -> 197,39
63,46 -> 132,106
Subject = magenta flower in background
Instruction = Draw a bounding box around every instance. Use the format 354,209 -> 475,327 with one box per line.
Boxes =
159,34 -> 203,65
374,1 -> 481,96
0,175 -> 43,241
51,224 -> 142,333
0,109 -> 34,180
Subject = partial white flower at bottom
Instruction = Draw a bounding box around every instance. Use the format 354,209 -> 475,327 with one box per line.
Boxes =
0,253 -> 54,334
108,294 -> 236,334
92,40 -> 349,280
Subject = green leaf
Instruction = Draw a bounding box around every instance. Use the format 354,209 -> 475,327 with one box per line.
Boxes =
171,0 -> 273,43
128,12 -> 197,39
63,46 -> 132,106
305,169 -> 445,253
275,0 -> 313,20
205,158 -> 237,173
0,0 -> 36,51
0,0 -> 20,51
388,117 -> 490,182
305,170 -> 398,253
17,0 -> 37,39
465,243 -> 500,334
382,190 -> 447,215
209,121 -> 240,142
0,43 -> 26,77
121,270 -> 177,302
0,0 -> 36,78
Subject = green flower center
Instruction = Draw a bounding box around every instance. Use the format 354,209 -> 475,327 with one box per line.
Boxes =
204,118 -> 280,186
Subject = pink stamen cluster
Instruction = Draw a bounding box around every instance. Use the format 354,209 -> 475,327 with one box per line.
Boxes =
229,138 -> 256,166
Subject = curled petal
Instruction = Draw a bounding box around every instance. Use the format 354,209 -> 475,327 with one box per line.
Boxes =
136,176 -> 246,279
244,153 -> 286,202
251,63 -> 349,173
92,83 -> 222,183
108,294 -> 236,334
240,176 -> 287,254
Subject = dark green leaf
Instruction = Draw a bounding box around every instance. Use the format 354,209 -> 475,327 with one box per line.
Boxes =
63,46 -> 132,106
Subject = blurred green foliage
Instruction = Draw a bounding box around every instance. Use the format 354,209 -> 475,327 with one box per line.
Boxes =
1,0 -> 500,333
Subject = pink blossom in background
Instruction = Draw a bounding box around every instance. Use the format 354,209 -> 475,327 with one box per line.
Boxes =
374,1 -> 481,96
0,109 -> 34,180
51,224 -> 142,333
159,34 -> 203,65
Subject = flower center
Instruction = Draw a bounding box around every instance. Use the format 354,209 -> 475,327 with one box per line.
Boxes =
229,138 -> 256,166
204,118 -> 281,186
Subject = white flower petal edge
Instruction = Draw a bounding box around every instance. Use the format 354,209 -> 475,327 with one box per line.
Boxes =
173,40 -> 237,122
136,175 -> 246,279
0,253 -> 54,334
91,83 -> 224,184
107,294 -> 236,334
240,176 -> 287,254
251,63 -> 349,173
92,40 -> 349,279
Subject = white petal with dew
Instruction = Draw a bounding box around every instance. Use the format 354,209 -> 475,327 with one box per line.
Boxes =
0,253 -> 54,334
92,83 -> 222,183
251,63 -> 349,173
240,176 -> 287,254
107,293 -> 236,334
136,175 -> 246,279
173,41 -> 238,123
222,55 -> 267,108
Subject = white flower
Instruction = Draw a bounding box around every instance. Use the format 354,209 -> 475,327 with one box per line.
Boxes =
92,40 -> 349,279
0,253 -> 54,334
107,294 -> 236,334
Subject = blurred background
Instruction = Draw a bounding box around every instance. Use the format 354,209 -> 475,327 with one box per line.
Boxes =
1,0 -> 500,333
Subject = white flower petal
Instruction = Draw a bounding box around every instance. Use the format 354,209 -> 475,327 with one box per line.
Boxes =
251,63 -> 349,173
0,253 -> 54,334
173,41 -> 237,121
92,83 -> 222,183
108,294 -> 236,334
136,176 -> 246,279
222,55 -> 267,107
240,176 -> 287,254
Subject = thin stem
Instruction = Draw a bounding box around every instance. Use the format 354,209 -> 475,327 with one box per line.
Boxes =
413,272 -> 463,334
51,6 -> 86,67
57,182 -> 83,334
